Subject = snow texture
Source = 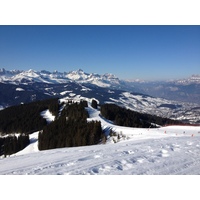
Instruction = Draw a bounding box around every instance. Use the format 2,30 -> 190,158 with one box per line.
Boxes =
40,109 -> 55,123
0,104 -> 200,175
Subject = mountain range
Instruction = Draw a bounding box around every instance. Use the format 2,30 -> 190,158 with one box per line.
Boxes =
1,68 -> 200,176
0,68 -> 200,124
0,68 -> 120,87
1,68 -> 200,103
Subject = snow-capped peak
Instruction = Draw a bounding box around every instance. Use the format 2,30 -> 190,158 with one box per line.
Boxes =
0,68 -> 6,74
66,69 -> 89,81
173,74 -> 200,85
0,68 -> 22,76
0,68 -> 122,87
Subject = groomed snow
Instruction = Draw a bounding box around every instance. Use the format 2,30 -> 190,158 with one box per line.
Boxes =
0,104 -> 200,175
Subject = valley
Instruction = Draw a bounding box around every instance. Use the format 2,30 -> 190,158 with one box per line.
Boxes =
0,68 -> 199,124
0,68 -> 200,175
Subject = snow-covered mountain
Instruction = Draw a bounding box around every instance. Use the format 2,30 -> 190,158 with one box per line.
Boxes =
124,76 -> 200,105
0,79 -> 199,123
0,68 -> 121,87
1,68 -> 200,88
1,68 -> 200,104
126,74 -> 200,85
1,69 -> 200,177
174,75 -> 200,85
0,68 -> 200,124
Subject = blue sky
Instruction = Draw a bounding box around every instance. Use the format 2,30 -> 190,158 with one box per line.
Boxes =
0,25 -> 200,80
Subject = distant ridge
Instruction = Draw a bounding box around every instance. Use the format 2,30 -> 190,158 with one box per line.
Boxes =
0,68 -> 120,87
0,68 -> 200,115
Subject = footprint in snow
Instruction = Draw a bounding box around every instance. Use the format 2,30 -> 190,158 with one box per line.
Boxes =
137,158 -> 145,163
123,150 -> 134,155
78,155 -> 101,161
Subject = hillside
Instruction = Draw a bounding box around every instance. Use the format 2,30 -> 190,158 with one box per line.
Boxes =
0,102 -> 200,175
0,69 -> 200,175
0,68 -> 199,124
0,96 -> 185,156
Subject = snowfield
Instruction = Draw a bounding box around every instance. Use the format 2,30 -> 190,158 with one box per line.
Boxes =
0,104 -> 200,175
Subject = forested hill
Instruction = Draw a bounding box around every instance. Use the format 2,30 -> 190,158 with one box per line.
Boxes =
38,101 -> 103,150
0,98 -> 104,156
0,97 -> 184,157
100,104 -> 184,128
0,98 -> 59,135
0,98 -> 59,157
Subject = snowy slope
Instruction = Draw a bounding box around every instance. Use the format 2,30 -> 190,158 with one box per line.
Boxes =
0,103 -> 200,175
0,127 -> 200,175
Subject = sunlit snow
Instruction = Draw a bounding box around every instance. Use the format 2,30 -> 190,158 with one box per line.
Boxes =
0,104 -> 200,175
40,109 -> 55,123
16,87 -> 25,91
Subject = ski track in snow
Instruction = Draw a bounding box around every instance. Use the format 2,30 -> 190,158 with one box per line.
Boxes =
0,104 -> 200,175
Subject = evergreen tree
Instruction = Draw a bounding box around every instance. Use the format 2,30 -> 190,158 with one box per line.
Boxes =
0,134 -> 30,157
91,99 -> 98,109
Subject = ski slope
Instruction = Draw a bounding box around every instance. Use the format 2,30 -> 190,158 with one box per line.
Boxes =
0,105 -> 200,175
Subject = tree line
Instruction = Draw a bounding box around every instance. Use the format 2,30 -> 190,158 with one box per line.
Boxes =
38,101 -> 104,150
0,134 -> 29,157
0,98 -> 104,154
0,98 -> 59,135
100,103 -> 183,128
0,98 -> 59,156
